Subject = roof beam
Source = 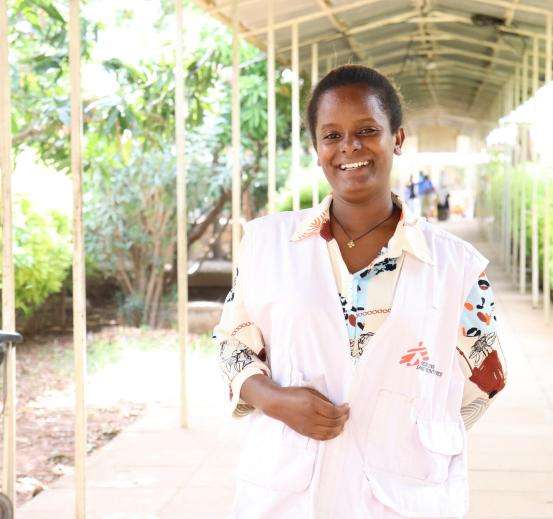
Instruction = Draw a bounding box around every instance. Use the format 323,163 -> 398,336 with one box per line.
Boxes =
373,47 -> 515,72
314,0 -> 366,62
398,78 -> 496,91
383,60 -> 508,83
467,0 -> 552,17
241,0 -> 391,38
278,9 -> 418,54
468,0 -> 520,117
411,0 -> 439,108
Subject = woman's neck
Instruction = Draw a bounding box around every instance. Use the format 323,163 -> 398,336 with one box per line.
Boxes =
330,191 -> 395,236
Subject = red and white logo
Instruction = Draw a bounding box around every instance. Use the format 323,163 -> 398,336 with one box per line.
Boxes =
399,342 -> 429,367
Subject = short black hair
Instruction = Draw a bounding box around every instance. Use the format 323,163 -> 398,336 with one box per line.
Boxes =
306,64 -> 403,147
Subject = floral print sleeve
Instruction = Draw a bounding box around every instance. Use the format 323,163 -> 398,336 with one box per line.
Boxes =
457,273 -> 507,429
213,230 -> 271,418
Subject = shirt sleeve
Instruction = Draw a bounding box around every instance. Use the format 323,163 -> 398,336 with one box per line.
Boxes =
456,272 -> 507,430
213,227 -> 271,418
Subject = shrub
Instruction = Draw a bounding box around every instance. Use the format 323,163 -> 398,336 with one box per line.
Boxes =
0,196 -> 72,316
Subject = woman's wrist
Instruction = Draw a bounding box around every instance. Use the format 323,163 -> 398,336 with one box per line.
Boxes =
240,373 -> 284,417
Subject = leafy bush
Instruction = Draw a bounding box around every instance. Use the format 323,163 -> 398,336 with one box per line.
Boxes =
277,178 -> 332,212
0,197 -> 72,316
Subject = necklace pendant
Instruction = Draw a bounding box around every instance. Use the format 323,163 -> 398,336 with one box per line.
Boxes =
347,240 -> 356,248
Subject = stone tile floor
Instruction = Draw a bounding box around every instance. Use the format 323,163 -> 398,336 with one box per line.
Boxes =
17,219 -> 553,518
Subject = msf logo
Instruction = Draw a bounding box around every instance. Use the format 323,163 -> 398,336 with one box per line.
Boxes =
399,342 -> 429,367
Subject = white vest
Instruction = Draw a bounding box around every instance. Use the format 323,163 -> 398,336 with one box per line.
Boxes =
230,208 -> 488,519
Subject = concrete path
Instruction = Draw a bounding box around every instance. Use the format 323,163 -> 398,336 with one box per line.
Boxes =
17,219 -> 553,518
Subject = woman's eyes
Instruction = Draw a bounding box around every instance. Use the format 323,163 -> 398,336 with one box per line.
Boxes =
322,128 -> 377,140
358,127 -> 378,135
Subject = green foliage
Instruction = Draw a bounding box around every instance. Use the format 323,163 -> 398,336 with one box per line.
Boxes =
0,197 -> 71,316
481,157 -> 553,290
277,179 -> 332,212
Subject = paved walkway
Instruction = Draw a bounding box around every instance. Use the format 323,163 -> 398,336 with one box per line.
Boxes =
18,219 -> 553,518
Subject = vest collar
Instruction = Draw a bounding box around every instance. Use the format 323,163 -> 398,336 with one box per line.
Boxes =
290,192 -> 434,265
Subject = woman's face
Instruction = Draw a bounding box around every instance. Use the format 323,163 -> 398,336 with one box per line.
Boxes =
314,84 -> 405,202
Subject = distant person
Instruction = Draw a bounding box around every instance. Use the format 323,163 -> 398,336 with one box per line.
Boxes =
418,172 -> 435,218
404,174 -> 417,212
437,183 -> 451,221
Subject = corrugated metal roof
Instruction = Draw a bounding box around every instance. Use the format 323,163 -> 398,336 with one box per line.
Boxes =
194,0 -> 553,135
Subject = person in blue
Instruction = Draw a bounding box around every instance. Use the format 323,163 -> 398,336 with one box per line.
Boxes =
418,172 -> 435,218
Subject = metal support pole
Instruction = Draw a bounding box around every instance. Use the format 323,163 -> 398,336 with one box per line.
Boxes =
532,37 -> 539,95
519,143 -> 526,294
545,178 -> 551,322
505,165 -> 512,272
514,64 -> 520,108
175,0 -> 189,429
512,168 -> 519,285
267,0 -> 276,214
547,14 -> 552,84
69,1 -> 87,516
0,0 -> 17,506
531,164 -> 539,307
231,0 -> 241,278
543,14 -> 552,321
291,22 -> 300,211
311,42 -> 319,208
522,51 -> 529,103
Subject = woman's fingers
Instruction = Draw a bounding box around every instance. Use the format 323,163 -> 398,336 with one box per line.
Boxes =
313,397 -> 350,420
310,413 -> 349,428
310,425 -> 345,441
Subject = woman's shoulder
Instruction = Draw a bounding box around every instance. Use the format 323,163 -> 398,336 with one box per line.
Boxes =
244,208 -> 314,236
418,218 -> 487,263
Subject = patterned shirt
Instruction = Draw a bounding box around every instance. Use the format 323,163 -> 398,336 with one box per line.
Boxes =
214,193 -> 507,429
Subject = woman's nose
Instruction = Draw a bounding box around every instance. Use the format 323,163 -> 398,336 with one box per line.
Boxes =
340,135 -> 361,154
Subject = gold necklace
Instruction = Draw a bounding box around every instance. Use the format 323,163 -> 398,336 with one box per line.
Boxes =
331,203 -> 396,248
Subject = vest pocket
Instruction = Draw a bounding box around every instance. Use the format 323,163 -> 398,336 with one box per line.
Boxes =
364,389 -> 464,484
235,413 -> 317,493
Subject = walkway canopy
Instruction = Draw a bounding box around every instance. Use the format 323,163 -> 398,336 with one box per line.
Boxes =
196,0 -> 553,136
1,1 -> 552,517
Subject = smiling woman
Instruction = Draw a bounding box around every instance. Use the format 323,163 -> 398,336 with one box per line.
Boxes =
214,65 -> 507,518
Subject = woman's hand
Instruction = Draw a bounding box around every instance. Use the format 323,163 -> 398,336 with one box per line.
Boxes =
240,374 -> 350,441
269,386 -> 350,441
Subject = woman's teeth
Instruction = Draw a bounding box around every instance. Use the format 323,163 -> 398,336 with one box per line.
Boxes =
339,161 -> 370,171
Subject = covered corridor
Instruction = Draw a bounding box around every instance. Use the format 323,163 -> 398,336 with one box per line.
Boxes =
1,0 -> 553,517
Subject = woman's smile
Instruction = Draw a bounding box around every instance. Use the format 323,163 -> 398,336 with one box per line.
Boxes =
314,83 -> 403,203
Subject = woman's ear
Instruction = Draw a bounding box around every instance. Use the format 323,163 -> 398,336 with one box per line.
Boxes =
393,127 -> 405,156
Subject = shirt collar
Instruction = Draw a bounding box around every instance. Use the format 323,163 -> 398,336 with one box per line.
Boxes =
290,192 -> 434,265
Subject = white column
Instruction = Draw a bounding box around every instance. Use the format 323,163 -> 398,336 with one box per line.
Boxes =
545,179 -> 551,322
503,164 -> 510,269
513,65 -> 520,108
511,170 -> 520,285
519,141 -> 526,294
175,0 -> 189,428
522,51 -> 528,103
69,1 -> 87,516
547,14 -> 552,84
530,41 -> 539,308
531,164 -> 539,307
231,0 -> 241,278
532,37 -> 539,95
544,14 -> 552,321
311,42 -> 319,208
291,23 -> 300,211
267,0 -> 276,214
0,0 -> 17,506
505,165 -> 512,273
